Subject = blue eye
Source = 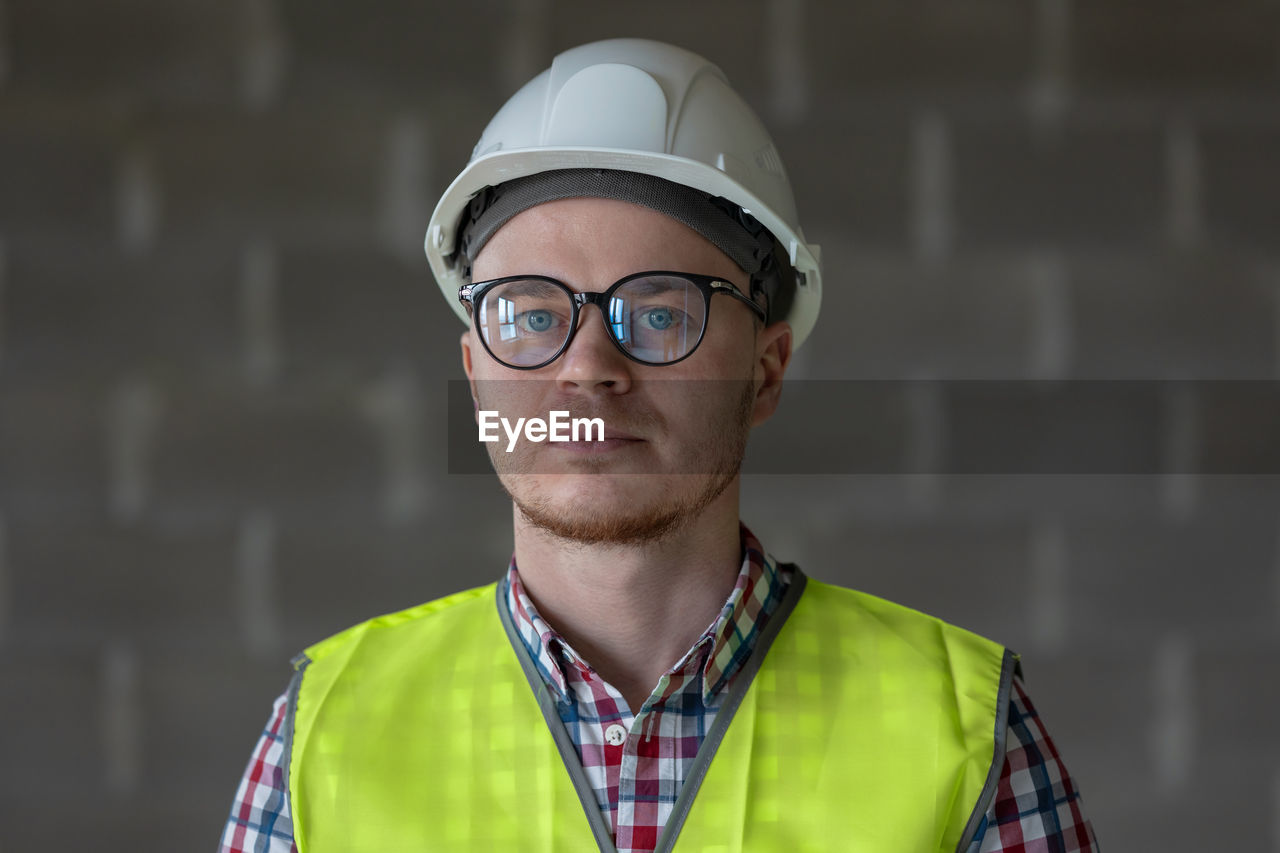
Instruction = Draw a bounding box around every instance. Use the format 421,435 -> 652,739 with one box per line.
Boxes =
641,308 -> 675,331
518,310 -> 555,333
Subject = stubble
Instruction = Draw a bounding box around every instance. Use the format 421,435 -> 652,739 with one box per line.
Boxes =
502,378 -> 757,546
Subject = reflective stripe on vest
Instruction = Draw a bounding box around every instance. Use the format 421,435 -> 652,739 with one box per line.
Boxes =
285,572 -> 1016,853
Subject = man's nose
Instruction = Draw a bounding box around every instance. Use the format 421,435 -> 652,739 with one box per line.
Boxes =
552,302 -> 634,392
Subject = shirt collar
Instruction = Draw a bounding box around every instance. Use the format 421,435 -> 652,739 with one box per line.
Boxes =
502,522 -> 791,707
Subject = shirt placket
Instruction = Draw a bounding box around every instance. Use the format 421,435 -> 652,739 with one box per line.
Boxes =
614,693 -> 659,852
613,659 -> 710,853
561,651 -> 632,832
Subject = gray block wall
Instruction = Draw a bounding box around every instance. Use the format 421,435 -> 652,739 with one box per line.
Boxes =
1,1 -> 1278,850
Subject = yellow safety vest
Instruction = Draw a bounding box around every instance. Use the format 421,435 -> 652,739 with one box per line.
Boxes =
284,572 -> 1016,853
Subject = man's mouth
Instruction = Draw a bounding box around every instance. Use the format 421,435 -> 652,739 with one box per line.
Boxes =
552,431 -> 644,453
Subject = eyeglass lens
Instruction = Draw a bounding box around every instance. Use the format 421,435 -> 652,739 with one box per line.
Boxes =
475,275 -> 709,367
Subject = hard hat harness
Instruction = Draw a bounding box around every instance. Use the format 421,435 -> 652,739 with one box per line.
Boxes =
457,168 -> 785,324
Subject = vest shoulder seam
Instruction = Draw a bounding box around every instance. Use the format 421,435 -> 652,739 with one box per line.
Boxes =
280,660 -> 307,850
955,647 -> 1020,853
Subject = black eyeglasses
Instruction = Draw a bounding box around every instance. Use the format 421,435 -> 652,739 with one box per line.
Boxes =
458,271 -> 765,370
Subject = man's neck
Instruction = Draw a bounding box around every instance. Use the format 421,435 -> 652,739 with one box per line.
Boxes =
511,486 -> 744,714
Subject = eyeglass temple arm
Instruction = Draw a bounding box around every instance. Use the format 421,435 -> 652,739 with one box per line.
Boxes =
710,281 -> 767,323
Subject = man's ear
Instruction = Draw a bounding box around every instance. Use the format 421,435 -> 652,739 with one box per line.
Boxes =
460,329 -> 481,420
751,321 -> 792,427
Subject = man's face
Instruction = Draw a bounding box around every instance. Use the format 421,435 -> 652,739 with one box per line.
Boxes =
460,197 -> 790,545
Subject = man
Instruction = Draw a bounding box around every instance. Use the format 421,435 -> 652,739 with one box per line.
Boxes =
220,39 -> 1097,852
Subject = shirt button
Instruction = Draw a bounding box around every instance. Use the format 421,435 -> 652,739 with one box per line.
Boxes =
604,724 -> 627,746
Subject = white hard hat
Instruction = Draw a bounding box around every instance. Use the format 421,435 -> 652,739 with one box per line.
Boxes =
424,38 -> 822,349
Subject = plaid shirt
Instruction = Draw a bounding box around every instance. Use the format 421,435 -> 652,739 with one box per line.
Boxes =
220,526 -> 1097,852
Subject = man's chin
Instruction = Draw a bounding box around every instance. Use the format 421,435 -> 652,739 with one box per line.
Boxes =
505,472 -> 737,547
514,494 -> 686,546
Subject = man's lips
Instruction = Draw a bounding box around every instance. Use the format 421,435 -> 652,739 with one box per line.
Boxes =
551,428 -> 644,452
556,438 -> 637,450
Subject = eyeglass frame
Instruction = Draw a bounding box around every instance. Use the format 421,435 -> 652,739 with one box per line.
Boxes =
458,270 -> 767,370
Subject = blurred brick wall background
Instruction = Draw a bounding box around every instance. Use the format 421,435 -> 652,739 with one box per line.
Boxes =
1,1 -> 1278,850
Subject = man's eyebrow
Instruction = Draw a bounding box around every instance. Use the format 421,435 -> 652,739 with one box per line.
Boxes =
499,279 -> 564,298
621,277 -> 686,296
